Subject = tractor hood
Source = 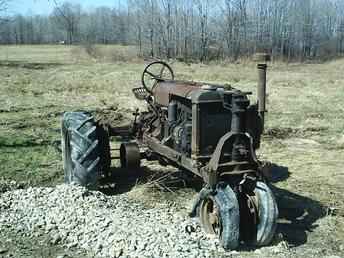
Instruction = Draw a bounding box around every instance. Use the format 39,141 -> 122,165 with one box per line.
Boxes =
152,80 -> 226,106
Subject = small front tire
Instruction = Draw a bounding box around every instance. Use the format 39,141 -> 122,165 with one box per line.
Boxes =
120,142 -> 141,169
253,181 -> 279,246
199,184 -> 240,250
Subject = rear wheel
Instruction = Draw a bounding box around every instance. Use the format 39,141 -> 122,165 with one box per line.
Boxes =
61,112 -> 110,188
199,184 -> 240,250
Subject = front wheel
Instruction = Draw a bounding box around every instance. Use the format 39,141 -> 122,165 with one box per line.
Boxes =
199,184 -> 240,250
61,112 -> 110,189
253,181 -> 279,246
241,181 -> 279,246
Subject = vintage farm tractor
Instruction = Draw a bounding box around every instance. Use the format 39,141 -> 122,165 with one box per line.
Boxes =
61,54 -> 278,250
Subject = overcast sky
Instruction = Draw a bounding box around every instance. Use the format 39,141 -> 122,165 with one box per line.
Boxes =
9,0 -> 122,15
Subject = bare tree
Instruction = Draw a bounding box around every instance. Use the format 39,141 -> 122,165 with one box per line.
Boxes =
0,0 -> 9,13
1,0 -> 344,61
129,0 -> 143,55
51,0 -> 81,44
195,0 -> 210,62
181,1 -> 192,61
0,0 -> 10,23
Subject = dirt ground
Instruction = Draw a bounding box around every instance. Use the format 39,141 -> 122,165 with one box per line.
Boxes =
0,45 -> 343,257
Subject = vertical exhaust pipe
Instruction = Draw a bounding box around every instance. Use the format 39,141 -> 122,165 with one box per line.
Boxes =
257,63 -> 267,121
255,53 -> 270,131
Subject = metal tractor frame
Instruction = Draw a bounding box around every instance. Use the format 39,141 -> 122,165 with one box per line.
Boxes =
61,54 -> 278,250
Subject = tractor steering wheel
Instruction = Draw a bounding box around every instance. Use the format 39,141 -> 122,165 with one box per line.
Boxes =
141,61 -> 174,94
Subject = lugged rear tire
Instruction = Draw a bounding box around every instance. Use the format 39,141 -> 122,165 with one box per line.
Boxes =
61,111 -> 110,189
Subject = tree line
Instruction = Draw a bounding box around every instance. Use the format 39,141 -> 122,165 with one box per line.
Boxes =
1,0 -> 344,62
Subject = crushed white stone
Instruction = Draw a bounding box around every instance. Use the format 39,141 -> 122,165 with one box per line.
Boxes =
0,184 -> 288,258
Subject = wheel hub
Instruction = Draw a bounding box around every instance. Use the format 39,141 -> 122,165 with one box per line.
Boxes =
200,196 -> 222,236
246,193 -> 259,226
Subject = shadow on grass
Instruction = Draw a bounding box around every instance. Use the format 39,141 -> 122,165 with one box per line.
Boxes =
0,137 -> 54,148
264,164 -> 326,247
0,104 -> 63,113
273,185 -> 326,247
263,126 -> 328,140
263,163 -> 291,183
0,60 -> 64,70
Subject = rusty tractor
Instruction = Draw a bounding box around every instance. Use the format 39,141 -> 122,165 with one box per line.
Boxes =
61,54 -> 278,250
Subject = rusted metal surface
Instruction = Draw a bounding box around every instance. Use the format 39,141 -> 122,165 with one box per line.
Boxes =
111,60 -> 269,187
257,64 -> 267,115
257,54 -> 270,131
152,81 -> 202,106
132,87 -> 150,101
200,196 -> 221,235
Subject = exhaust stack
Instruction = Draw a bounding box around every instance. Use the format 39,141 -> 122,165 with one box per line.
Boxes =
254,53 -> 270,131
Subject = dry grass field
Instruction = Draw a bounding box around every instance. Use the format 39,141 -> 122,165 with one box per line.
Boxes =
0,45 -> 343,257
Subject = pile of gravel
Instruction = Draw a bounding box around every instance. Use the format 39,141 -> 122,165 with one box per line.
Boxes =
0,184 -> 288,258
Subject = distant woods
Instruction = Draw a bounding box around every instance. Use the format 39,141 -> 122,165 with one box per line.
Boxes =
1,0 -> 344,62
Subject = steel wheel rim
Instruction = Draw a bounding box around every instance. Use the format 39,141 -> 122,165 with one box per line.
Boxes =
247,193 -> 259,226
200,196 -> 222,236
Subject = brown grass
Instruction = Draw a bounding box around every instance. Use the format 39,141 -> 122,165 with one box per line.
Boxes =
0,45 -> 343,256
